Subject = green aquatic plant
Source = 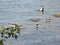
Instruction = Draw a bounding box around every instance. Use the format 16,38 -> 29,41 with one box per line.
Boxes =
0,25 -> 20,45
0,39 -> 3,45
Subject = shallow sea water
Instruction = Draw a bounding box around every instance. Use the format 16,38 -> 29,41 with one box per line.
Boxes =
0,0 -> 60,45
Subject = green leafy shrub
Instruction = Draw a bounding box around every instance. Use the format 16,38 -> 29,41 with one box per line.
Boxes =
0,25 -> 20,45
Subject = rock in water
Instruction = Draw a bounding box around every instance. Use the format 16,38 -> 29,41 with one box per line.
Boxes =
53,13 -> 60,17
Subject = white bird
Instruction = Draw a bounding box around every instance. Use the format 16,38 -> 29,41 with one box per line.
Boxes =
40,5 -> 44,13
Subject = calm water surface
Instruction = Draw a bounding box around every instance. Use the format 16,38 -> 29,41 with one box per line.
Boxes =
0,0 -> 60,45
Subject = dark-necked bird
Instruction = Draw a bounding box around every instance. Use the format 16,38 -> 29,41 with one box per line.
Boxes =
40,5 -> 44,13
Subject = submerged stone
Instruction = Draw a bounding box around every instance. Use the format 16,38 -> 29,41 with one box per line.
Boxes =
53,13 -> 60,17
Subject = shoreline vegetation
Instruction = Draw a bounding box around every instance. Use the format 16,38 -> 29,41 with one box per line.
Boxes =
0,24 -> 22,45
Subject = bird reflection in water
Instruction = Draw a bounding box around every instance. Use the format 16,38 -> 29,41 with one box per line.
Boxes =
35,23 -> 40,29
